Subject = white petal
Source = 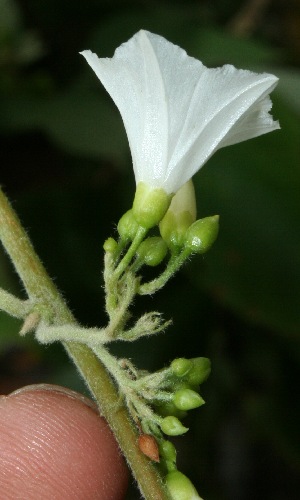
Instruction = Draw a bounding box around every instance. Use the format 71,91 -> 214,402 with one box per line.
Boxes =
81,31 -> 209,190
81,31 -> 279,194
80,31 -> 169,187
219,94 -> 280,148
165,65 -> 279,192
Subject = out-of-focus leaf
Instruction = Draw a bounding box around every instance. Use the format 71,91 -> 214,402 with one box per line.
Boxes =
87,12 -> 280,70
271,68 -> 300,116
0,313 -> 20,350
15,31 -> 44,64
188,94 -> 300,336
0,81 -> 128,164
87,5 -> 193,56
0,0 -> 44,67
0,0 -> 20,37
184,26 -> 281,67
244,393 -> 300,467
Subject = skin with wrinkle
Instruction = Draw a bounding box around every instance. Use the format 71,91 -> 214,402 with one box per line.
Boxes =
0,385 -> 128,499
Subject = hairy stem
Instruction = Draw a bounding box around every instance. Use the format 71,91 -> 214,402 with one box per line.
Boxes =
0,188 -> 169,500
0,288 -> 30,318
114,226 -> 147,279
139,251 -> 189,295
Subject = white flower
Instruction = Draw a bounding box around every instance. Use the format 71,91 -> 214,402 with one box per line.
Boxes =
80,29 -> 279,197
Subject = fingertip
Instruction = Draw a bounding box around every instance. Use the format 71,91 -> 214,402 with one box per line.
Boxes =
0,385 -> 128,499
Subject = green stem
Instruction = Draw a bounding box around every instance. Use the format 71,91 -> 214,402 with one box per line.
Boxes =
139,250 -> 190,295
0,188 -> 169,500
114,226 -> 147,279
91,344 -> 163,423
91,342 -> 135,390
0,288 -> 30,318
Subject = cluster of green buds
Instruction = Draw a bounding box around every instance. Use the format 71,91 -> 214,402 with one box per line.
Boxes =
99,181 -> 217,499
27,180 -> 215,500
158,357 -> 211,436
158,180 -> 218,257
132,356 -> 210,499
113,180 -> 219,298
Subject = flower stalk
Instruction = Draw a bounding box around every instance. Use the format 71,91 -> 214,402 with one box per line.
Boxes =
0,288 -> 30,318
0,188 -> 170,500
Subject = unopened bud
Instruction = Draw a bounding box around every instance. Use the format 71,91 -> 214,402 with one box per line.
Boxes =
136,237 -> 168,266
173,388 -> 204,411
160,416 -> 188,436
103,237 -> 118,253
157,400 -> 187,420
184,215 -> 219,254
170,358 -> 193,377
117,209 -> 139,242
187,357 -> 211,386
160,181 -> 196,250
165,470 -> 202,500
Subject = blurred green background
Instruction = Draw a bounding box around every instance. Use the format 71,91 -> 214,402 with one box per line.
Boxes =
0,0 -> 300,498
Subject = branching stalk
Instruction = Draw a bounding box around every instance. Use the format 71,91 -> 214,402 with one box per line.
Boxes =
0,288 -> 30,318
0,188 -> 170,500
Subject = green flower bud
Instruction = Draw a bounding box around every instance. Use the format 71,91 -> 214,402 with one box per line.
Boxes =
156,400 -> 187,420
103,237 -> 118,253
117,209 -> 139,242
173,388 -> 205,411
132,182 -> 172,229
136,237 -> 168,266
184,215 -> 219,254
160,211 -> 194,249
160,416 -> 188,436
159,181 -> 196,250
187,357 -> 211,386
165,470 -> 203,500
159,440 -> 177,464
170,358 -> 193,377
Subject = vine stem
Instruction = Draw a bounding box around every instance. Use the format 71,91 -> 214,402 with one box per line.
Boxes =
0,188 -> 170,500
0,288 -> 30,318
139,251 -> 190,295
114,226 -> 148,279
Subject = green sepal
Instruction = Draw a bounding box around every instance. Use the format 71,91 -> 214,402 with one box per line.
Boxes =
184,215 -> 219,254
156,400 -> 187,420
159,180 -> 196,251
132,182 -> 172,229
160,416 -> 188,436
170,358 -> 193,377
160,210 -> 195,250
187,357 -> 211,386
117,209 -> 139,243
173,388 -> 205,411
165,470 -> 202,500
136,237 -> 168,267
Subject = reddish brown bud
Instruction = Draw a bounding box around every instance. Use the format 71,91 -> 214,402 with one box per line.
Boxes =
138,434 -> 160,462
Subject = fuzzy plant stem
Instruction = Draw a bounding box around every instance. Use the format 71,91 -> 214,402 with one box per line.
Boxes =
0,288 -> 30,318
0,188 -> 170,500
